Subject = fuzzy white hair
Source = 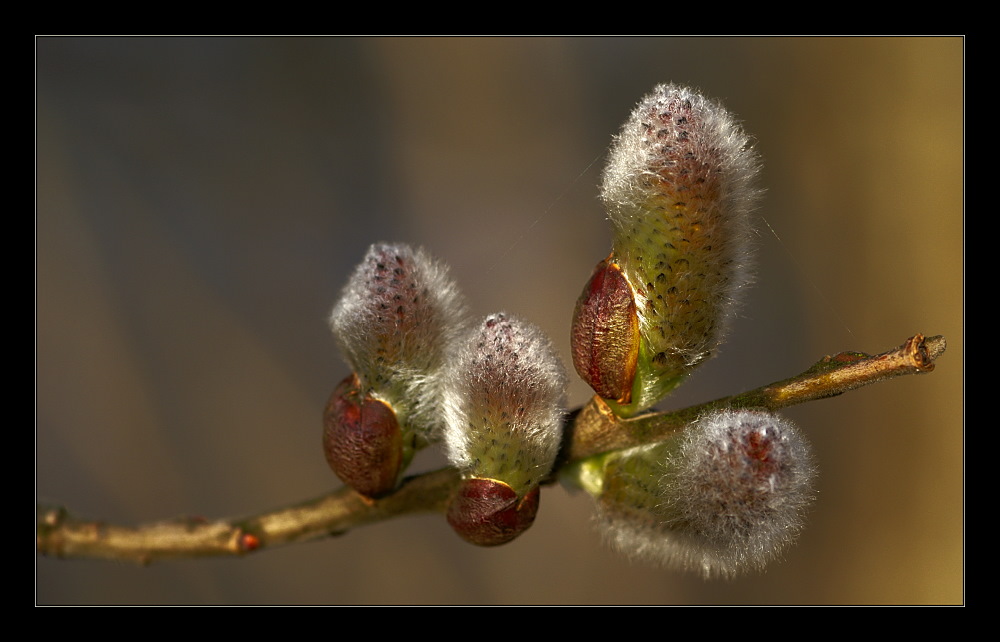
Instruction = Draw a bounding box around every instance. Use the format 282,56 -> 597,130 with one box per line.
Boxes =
329,242 -> 468,431
596,409 -> 815,578
600,84 -> 761,412
441,313 -> 567,496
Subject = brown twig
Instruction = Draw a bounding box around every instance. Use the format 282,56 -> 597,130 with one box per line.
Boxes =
37,468 -> 459,564
564,334 -> 946,461
36,334 -> 945,564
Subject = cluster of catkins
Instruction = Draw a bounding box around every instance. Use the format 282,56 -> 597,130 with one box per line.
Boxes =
326,242 -> 564,545
325,84 -> 816,577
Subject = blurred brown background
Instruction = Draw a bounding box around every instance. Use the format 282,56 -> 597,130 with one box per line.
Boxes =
36,37 -> 963,605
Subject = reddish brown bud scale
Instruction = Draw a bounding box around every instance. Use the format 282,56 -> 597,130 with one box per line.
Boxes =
323,374 -> 403,499
446,478 -> 540,547
571,256 -> 640,403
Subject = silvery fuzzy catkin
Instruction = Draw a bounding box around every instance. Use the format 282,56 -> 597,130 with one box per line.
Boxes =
579,84 -> 760,415
329,242 -> 467,439
325,242 -> 468,496
442,312 -> 567,496
442,313 -> 567,546
592,409 -> 815,578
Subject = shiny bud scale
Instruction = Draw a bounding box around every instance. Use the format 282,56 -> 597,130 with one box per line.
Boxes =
322,374 -> 402,498
571,257 -> 640,404
447,479 -> 541,548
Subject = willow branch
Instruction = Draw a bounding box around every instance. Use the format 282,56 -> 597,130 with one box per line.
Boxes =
37,468 -> 460,565
37,333 -> 945,564
564,333 -> 946,461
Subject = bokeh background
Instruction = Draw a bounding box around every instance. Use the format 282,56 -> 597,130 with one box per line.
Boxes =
36,37 -> 963,605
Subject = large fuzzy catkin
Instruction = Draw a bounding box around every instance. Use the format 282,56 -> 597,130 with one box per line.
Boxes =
326,243 -> 468,496
329,242 -> 467,434
593,409 -> 815,578
592,84 -> 760,414
442,313 -> 567,496
442,312 -> 567,546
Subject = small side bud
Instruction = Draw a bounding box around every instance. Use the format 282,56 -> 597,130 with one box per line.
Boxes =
592,84 -> 761,415
322,374 -> 403,498
442,313 -> 567,546
590,409 -> 815,578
